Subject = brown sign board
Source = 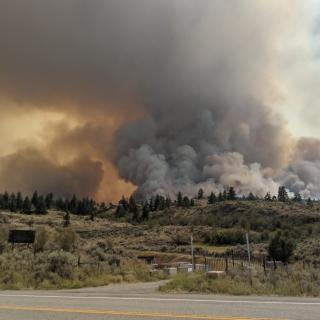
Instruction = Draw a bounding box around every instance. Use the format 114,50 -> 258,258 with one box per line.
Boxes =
8,230 -> 36,244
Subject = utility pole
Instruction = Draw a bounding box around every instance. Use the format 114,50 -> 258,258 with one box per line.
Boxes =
245,232 -> 251,264
191,235 -> 195,271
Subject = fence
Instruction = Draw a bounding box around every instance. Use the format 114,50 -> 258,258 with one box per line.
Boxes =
204,254 -> 266,273
203,253 -> 320,273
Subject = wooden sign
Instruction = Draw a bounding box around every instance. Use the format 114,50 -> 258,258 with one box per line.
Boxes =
8,230 -> 36,244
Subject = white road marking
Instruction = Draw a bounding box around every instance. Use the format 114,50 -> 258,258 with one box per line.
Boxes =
0,294 -> 319,306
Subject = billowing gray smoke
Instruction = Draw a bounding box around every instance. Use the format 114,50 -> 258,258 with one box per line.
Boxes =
113,0 -> 294,198
0,0 -> 319,199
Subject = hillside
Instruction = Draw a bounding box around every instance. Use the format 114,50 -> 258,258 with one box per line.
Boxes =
0,198 -> 320,292
1,199 -> 320,265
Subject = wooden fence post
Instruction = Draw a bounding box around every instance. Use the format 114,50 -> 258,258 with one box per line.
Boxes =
263,257 -> 266,274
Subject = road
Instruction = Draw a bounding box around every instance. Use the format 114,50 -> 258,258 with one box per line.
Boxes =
0,281 -> 319,320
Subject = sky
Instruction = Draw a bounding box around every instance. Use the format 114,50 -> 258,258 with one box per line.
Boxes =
0,0 -> 320,201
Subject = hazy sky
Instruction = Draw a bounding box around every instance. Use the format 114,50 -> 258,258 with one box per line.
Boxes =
0,0 -> 320,200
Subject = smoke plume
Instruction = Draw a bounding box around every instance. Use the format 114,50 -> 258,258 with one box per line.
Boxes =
0,0 -> 319,200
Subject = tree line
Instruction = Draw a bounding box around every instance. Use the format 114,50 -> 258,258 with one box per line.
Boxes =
0,185 -> 312,219
115,185 -> 314,223
0,191 -> 105,216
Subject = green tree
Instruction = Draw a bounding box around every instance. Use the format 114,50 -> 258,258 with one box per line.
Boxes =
247,192 -> 256,201
293,192 -> 302,202
69,194 -> 77,213
227,187 -> 236,200
222,190 -> 228,200
165,197 -> 171,208
9,193 -> 17,212
182,196 -> 190,208
278,186 -> 289,202
141,201 -> 150,220
45,193 -> 54,209
0,194 -> 3,209
154,194 -> 165,211
268,231 -> 295,263
35,196 -> 47,214
177,192 -> 183,207
208,192 -> 217,204
2,191 -> 9,209
22,196 -> 32,214
197,188 -> 204,199
116,196 -> 129,217
31,190 -> 39,207
16,192 -> 23,211
264,192 -> 272,201
217,192 -> 224,202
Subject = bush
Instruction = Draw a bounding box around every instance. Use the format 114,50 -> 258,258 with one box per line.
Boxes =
206,229 -> 246,245
172,232 -> 190,246
35,228 -> 48,252
268,231 -> 295,263
56,228 -> 77,252
0,227 -> 8,253
47,251 -> 76,279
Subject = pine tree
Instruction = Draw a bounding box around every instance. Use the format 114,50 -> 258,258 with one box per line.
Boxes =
247,192 -> 255,201
264,192 -> 272,201
154,195 -> 161,211
116,196 -> 128,217
31,190 -> 39,207
182,196 -> 190,208
177,192 -> 183,207
197,188 -> 204,199
142,201 -> 150,220
268,231 -> 295,263
149,198 -> 155,211
222,190 -> 227,200
128,196 -> 139,221
307,197 -> 313,207
9,193 -> 17,212
278,186 -> 289,202
69,194 -> 77,213
165,197 -> 171,208
3,191 -> 9,209
293,192 -> 302,202
45,193 -> 54,209
0,193 -> 3,209
22,196 -> 32,214
129,196 -> 138,213
218,192 -> 224,202
227,187 -> 236,200
35,196 -> 47,214
208,192 -> 217,204
16,192 -> 23,211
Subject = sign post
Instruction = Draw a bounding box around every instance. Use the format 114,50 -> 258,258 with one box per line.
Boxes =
245,232 -> 251,264
8,230 -> 36,245
191,235 -> 195,271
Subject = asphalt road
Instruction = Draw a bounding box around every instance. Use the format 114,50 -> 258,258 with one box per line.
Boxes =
0,281 -> 319,320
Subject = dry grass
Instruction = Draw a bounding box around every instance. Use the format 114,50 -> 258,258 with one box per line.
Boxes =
1,199 -> 320,290
160,265 -> 320,297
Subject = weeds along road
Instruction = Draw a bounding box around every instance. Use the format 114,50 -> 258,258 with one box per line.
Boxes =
0,281 -> 319,320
